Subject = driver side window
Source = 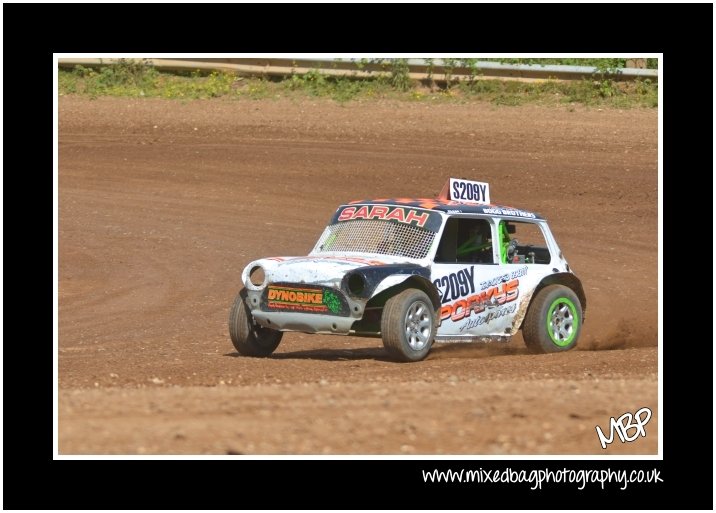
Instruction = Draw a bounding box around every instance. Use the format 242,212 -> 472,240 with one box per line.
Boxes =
435,218 -> 495,264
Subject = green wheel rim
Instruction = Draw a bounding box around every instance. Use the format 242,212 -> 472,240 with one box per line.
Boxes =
546,297 -> 579,347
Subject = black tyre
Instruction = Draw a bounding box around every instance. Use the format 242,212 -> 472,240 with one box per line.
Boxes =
381,288 -> 436,362
523,284 -> 582,353
228,290 -> 283,357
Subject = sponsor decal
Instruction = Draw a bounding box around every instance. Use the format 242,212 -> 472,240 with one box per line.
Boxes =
433,266 -> 476,304
479,273 -> 510,291
265,284 -> 348,315
281,255 -> 386,266
459,303 -> 517,332
337,205 -> 430,228
267,285 -> 328,313
481,207 -> 536,219
322,289 -> 342,314
439,278 -> 520,323
510,265 -> 528,279
449,178 -> 490,204
479,266 -> 527,291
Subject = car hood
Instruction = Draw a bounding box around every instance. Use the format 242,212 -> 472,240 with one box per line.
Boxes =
242,254 -> 414,289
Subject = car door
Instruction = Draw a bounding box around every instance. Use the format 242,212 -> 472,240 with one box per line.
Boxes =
483,218 -> 557,334
431,216 -> 506,339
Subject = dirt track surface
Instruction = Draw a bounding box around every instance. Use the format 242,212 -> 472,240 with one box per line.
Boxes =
59,97 -> 658,455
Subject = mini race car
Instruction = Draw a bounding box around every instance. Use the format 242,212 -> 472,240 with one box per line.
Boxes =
229,178 -> 586,362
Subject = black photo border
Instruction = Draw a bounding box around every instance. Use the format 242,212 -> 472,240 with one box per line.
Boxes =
3,2 -> 712,510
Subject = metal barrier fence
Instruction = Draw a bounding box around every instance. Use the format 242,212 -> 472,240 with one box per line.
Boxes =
58,57 -> 658,83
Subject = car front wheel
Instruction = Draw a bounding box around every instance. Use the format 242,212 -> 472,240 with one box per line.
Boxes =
229,290 -> 283,357
381,288 -> 436,362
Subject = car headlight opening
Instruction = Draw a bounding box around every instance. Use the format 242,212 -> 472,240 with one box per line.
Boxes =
347,272 -> 366,296
249,265 -> 266,287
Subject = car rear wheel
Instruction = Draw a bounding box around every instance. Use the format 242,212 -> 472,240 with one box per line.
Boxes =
229,290 -> 283,357
523,284 -> 582,353
381,288 -> 436,362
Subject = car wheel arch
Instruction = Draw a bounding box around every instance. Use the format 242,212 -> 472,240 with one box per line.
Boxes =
514,272 -> 587,332
366,275 -> 441,313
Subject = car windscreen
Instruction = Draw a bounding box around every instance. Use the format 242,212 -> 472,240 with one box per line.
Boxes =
311,205 -> 442,260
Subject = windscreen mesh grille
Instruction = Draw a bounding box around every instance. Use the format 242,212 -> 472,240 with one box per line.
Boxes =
313,220 -> 436,260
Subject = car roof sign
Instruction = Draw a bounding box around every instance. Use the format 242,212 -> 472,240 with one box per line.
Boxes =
438,178 -> 491,205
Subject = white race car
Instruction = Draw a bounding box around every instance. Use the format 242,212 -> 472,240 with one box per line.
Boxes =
230,178 -> 585,362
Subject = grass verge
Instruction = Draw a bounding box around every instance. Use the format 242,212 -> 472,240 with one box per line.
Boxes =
58,61 -> 658,108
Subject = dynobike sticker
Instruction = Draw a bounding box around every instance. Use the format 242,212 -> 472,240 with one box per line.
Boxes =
263,284 -> 348,315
